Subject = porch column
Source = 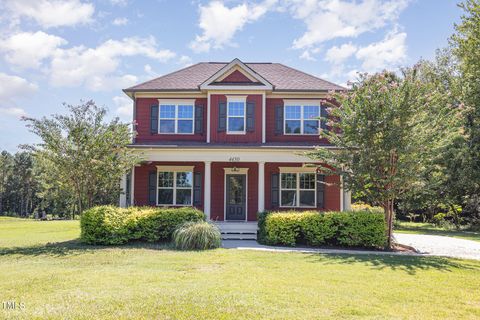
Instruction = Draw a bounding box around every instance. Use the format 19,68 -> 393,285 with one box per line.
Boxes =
119,173 -> 127,208
204,161 -> 212,220
258,161 -> 265,212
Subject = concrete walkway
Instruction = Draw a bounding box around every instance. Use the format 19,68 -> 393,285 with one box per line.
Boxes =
222,233 -> 480,260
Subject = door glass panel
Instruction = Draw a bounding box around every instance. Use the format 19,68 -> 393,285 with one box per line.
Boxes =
228,176 -> 243,204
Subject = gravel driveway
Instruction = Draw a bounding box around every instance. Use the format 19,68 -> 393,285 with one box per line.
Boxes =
394,233 -> 480,260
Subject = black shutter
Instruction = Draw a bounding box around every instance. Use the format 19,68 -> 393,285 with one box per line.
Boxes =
148,170 -> 157,206
274,105 -> 283,135
271,173 -> 280,208
150,105 -> 159,134
193,171 -> 202,206
194,105 -> 204,134
218,101 -> 227,132
320,105 -> 327,130
317,174 -> 325,209
246,101 -> 255,132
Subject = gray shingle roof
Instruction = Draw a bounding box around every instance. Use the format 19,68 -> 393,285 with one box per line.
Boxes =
124,62 -> 345,92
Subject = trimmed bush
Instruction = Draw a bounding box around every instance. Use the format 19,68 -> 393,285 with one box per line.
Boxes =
80,206 -> 205,245
173,221 -> 221,250
260,210 -> 386,248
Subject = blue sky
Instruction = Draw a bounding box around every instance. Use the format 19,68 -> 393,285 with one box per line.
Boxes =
0,0 -> 462,152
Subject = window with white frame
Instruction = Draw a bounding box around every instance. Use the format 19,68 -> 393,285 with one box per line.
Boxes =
159,101 -> 194,134
280,172 -> 316,207
157,171 -> 193,205
227,96 -> 246,133
284,103 -> 320,135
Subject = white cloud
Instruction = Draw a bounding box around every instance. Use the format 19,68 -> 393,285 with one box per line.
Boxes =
4,0 -> 95,28
190,0 -> 277,52
325,43 -> 357,64
109,0 -> 128,6
0,31 -> 67,69
113,95 -> 132,119
0,73 -> 37,115
287,0 -> 409,49
112,17 -> 128,26
178,55 -> 193,67
48,36 -> 175,91
355,30 -> 407,71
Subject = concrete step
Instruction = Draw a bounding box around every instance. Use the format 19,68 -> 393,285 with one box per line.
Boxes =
221,232 -> 257,240
214,221 -> 258,240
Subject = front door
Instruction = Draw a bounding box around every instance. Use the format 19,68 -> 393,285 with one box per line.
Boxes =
225,174 -> 246,221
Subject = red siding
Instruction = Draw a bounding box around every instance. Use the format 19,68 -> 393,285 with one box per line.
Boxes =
135,97 -> 207,143
134,161 -> 205,210
210,94 -> 262,143
210,162 -> 258,221
220,70 -> 253,83
265,98 -> 331,144
264,162 -> 341,212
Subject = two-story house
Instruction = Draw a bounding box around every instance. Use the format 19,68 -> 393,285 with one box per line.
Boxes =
120,58 -> 351,239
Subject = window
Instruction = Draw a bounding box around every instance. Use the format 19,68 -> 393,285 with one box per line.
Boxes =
280,172 -> 316,207
227,97 -> 246,133
159,102 -> 194,134
157,171 -> 193,205
284,104 -> 320,135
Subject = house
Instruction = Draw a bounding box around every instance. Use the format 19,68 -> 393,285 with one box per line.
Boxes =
120,58 -> 351,239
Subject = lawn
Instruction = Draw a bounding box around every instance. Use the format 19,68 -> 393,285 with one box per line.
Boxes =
1,217 -> 480,319
395,221 -> 480,243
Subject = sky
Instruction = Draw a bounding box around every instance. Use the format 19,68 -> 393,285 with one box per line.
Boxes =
0,0 -> 463,152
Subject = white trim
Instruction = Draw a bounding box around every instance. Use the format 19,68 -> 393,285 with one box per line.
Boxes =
262,92 -> 266,143
258,162 -> 265,212
223,167 -> 249,174
224,171 -> 248,222
340,175 -> 344,211
279,172 -> 317,208
200,58 -> 273,90
279,166 -> 317,173
216,65 -> 258,82
156,169 -> 194,206
156,165 -> 194,172
130,166 -> 135,206
283,104 -> 320,136
204,161 -> 212,220
226,95 -> 247,134
283,99 -> 321,106
207,92 -> 211,143
158,101 -> 195,135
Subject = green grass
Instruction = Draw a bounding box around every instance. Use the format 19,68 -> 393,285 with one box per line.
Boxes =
1,217 -> 480,319
395,221 -> 480,242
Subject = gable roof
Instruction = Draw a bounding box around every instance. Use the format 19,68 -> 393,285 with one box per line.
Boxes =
124,59 -> 345,93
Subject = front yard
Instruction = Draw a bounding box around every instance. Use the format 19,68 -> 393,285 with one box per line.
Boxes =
1,217 -> 480,319
395,221 -> 480,243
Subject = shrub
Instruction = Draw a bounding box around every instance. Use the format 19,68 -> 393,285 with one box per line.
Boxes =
259,210 -> 386,248
80,206 -> 205,245
351,202 -> 384,214
173,221 -> 221,250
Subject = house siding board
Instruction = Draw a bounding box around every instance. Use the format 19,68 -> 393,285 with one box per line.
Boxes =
133,161 -> 205,210
264,163 -> 340,212
135,97 -> 207,143
219,70 -> 253,83
210,162 -> 258,222
265,98 -> 331,144
210,94 -> 262,143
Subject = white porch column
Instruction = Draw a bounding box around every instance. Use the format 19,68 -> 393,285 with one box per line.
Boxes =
344,190 -> 352,211
131,166 -> 135,206
206,92 -> 211,143
204,161 -> 212,220
258,161 -> 265,212
119,173 -> 127,208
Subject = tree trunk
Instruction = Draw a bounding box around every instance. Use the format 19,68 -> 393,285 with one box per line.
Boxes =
384,200 -> 395,249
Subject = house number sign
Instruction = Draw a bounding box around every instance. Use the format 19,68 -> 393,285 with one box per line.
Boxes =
229,157 -> 240,162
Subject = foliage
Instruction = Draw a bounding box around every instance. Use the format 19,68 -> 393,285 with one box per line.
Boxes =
172,221 -> 221,250
308,68 -> 460,247
260,211 -> 386,248
80,206 -> 205,245
22,101 -> 139,217
351,202 -> 383,214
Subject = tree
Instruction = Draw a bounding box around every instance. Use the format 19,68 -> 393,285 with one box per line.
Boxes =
308,68 -> 459,248
450,0 -> 480,219
0,151 -> 14,214
23,100 -> 139,217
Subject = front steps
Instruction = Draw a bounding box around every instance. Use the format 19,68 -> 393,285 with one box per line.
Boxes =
214,221 -> 258,240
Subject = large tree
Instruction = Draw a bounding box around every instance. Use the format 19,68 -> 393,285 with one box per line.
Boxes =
308,68 -> 459,247
23,100 -> 139,217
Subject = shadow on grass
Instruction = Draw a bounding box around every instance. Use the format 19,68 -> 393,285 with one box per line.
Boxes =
0,239 -> 173,258
304,252 -> 480,275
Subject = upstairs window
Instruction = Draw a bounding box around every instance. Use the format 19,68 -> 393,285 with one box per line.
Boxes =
157,171 -> 193,205
159,101 -> 194,134
280,172 -> 316,207
284,104 -> 320,135
227,96 -> 246,134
